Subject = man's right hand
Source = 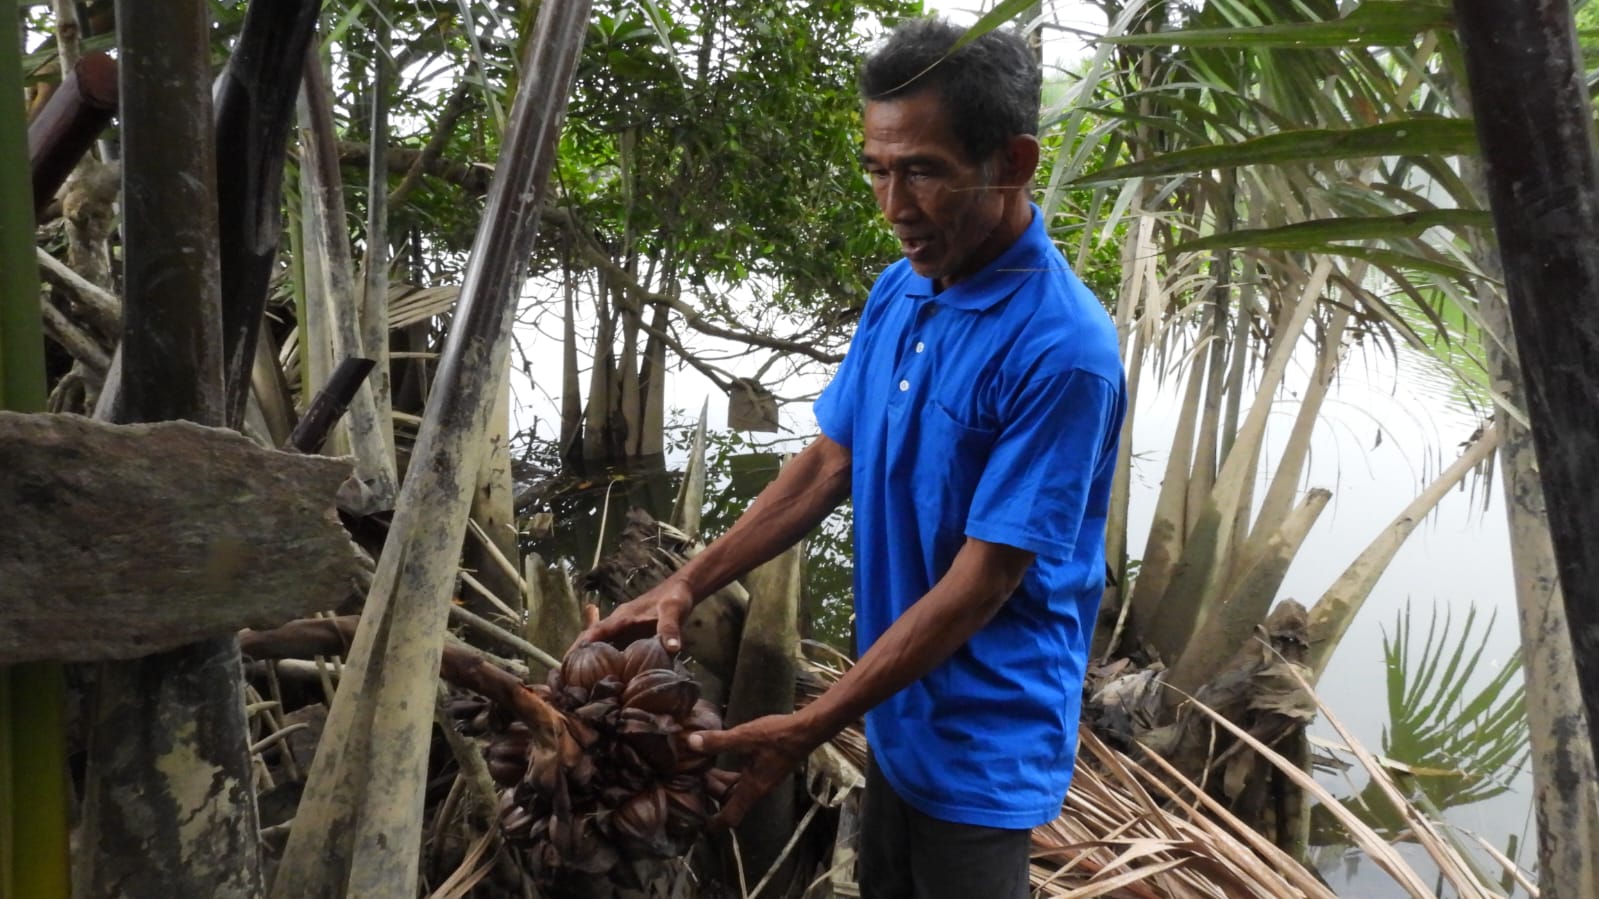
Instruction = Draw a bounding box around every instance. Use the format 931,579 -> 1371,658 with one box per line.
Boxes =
574,577 -> 695,652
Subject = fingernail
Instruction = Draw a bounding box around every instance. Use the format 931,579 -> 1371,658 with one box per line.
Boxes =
687,733 -> 703,751
665,637 -> 680,651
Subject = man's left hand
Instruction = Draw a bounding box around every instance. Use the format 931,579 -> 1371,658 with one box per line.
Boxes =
688,712 -> 826,828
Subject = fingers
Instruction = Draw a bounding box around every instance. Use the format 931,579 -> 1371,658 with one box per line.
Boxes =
685,722 -> 754,756
654,590 -> 691,653
656,615 -> 683,654
575,605 -> 651,650
712,780 -> 758,829
568,604 -> 604,653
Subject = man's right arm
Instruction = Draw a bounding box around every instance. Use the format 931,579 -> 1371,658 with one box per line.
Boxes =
578,433 -> 852,650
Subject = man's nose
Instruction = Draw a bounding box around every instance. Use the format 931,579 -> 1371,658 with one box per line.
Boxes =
881,175 -> 918,223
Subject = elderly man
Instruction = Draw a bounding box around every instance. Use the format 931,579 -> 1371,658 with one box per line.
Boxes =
581,17 -> 1126,897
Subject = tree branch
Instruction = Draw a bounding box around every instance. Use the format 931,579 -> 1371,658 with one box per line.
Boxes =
335,139 -> 493,196
547,208 -> 847,365
388,81 -> 475,209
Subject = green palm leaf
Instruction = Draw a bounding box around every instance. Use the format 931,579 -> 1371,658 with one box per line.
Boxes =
1074,119 -> 1480,185
1174,210 -> 1492,253
1104,2 -> 1452,50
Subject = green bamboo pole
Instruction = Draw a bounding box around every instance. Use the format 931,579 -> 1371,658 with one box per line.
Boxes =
2,3 -> 71,897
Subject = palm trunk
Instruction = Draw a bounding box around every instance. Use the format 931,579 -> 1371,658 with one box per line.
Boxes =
271,1 -> 592,891
78,2 -> 264,894
1459,136 -> 1599,896
560,259 -> 583,459
1246,304 -> 1351,557
466,373 -> 523,614
638,299 -> 669,458
723,538 -> 805,888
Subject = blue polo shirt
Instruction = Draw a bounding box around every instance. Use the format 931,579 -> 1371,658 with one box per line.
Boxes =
813,205 -> 1125,829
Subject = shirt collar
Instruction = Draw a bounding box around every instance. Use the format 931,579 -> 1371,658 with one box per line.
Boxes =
902,203 -> 1053,310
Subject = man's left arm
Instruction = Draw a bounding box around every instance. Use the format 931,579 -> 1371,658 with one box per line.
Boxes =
689,536 -> 1034,826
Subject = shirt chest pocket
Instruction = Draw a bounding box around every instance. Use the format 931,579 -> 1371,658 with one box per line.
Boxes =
891,396 -> 999,520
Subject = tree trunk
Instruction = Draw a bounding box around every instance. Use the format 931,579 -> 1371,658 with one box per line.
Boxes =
78,2 -> 265,894
358,0 -> 396,459
1453,0 -> 1599,753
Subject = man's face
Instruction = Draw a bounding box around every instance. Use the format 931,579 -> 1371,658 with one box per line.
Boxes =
861,91 -> 1009,290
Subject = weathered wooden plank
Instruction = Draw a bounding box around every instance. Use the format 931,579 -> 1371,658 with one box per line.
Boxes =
0,411 -> 359,663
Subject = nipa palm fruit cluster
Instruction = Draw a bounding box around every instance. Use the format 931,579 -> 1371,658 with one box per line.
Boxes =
471,636 -> 731,879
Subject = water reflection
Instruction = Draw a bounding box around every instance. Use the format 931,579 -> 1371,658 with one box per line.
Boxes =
1310,600 -> 1531,894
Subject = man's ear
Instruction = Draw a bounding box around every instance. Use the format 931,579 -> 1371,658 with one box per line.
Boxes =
1001,134 -> 1041,187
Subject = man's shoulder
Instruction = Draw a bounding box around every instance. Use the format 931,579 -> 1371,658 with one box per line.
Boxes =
1004,261 -> 1121,381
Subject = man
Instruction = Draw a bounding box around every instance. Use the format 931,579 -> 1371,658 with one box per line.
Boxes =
580,17 -> 1125,897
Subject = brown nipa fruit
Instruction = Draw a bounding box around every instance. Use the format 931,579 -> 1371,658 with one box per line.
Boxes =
560,641 -> 624,691
481,634 -> 727,886
619,635 -> 674,682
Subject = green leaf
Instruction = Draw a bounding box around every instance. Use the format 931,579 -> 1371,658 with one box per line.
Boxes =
1105,2 -> 1452,49
1305,242 -> 1484,282
1175,209 -> 1493,252
951,0 -> 1035,52
1073,118 -> 1480,185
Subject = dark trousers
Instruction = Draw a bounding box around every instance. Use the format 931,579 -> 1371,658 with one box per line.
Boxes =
857,756 -> 1033,899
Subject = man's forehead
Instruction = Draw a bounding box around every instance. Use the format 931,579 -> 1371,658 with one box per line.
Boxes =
862,96 -> 964,152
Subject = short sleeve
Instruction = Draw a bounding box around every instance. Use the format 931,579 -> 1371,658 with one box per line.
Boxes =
813,341 -> 863,450
965,368 -> 1123,557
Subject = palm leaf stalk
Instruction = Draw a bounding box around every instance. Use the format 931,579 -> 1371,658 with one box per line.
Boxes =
299,51 -> 398,509
1462,149 -> 1599,896
75,0 -> 265,893
211,0 -> 320,430
1454,0 -> 1599,762
270,0 -> 594,892
359,0 -> 396,459
2,4 -> 69,895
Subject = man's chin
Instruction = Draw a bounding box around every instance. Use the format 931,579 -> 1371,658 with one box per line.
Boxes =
906,257 -> 944,280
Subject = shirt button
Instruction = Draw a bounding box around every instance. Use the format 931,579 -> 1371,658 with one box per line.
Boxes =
915,342 -> 925,353
899,380 -> 909,392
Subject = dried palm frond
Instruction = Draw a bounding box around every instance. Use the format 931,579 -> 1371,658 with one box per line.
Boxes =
797,649 -> 1530,899
797,658 -> 1331,899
